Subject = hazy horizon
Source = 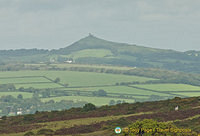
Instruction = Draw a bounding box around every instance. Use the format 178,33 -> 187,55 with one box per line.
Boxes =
0,0 -> 200,51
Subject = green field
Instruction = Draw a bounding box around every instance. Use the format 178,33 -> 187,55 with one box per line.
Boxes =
65,49 -> 113,59
0,71 -> 155,87
0,92 -> 33,98
0,70 -> 157,105
171,92 -> 200,97
61,86 -> 171,96
0,70 -> 200,106
41,71 -> 154,87
41,96 -> 135,106
133,84 -> 200,92
0,77 -> 49,84
15,83 -> 62,89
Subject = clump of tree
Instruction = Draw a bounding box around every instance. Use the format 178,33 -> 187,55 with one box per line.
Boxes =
0,94 -> 88,116
63,83 -> 69,87
0,84 -> 16,91
54,77 -> 60,83
147,95 -> 165,101
82,103 -> 96,112
109,100 -> 116,105
41,90 -> 50,98
92,89 -> 107,97
109,100 -> 126,105
17,94 -> 23,100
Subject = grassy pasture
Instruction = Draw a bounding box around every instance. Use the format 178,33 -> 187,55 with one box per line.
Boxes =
61,86 -> 171,96
64,49 -> 113,59
0,77 -> 50,84
0,71 -> 44,77
132,84 -> 200,92
171,92 -> 200,97
41,71 -> 155,87
41,96 -> 135,106
0,69 -> 199,103
15,83 -> 62,89
0,71 -> 155,88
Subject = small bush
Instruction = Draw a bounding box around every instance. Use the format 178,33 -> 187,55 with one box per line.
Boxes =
23,114 -> 35,122
1,116 -> 6,120
24,131 -> 35,136
37,129 -> 54,135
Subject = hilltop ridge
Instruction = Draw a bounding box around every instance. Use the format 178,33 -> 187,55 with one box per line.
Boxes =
0,34 -> 200,73
55,34 -> 176,54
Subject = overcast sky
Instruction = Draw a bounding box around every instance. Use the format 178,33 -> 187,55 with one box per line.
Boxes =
0,0 -> 200,51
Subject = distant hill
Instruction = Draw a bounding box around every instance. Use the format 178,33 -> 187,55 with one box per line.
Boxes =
1,34 -> 200,73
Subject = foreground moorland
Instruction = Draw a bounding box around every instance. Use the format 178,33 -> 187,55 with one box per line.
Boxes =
0,96 -> 200,136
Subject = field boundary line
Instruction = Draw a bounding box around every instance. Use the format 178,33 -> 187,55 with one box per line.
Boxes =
0,76 -> 44,79
59,89 -> 150,97
128,85 -> 185,97
43,76 -> 66,87
163,90 -> 200,93
66,84 -> 116,88
3,82 -> 52,85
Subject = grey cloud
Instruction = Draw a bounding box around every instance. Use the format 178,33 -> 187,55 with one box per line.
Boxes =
0,0 -> 200,51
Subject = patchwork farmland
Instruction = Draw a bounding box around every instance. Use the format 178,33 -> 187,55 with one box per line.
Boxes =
0,64 -> 200,108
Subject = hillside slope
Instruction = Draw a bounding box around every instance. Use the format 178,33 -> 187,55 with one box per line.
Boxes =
1,34 -> 200,73
40,34 -> 200,73
0,96 -> 200,136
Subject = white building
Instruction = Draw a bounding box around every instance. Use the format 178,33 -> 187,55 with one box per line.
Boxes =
17,111 -> 22,115
65,60 -> 73,63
